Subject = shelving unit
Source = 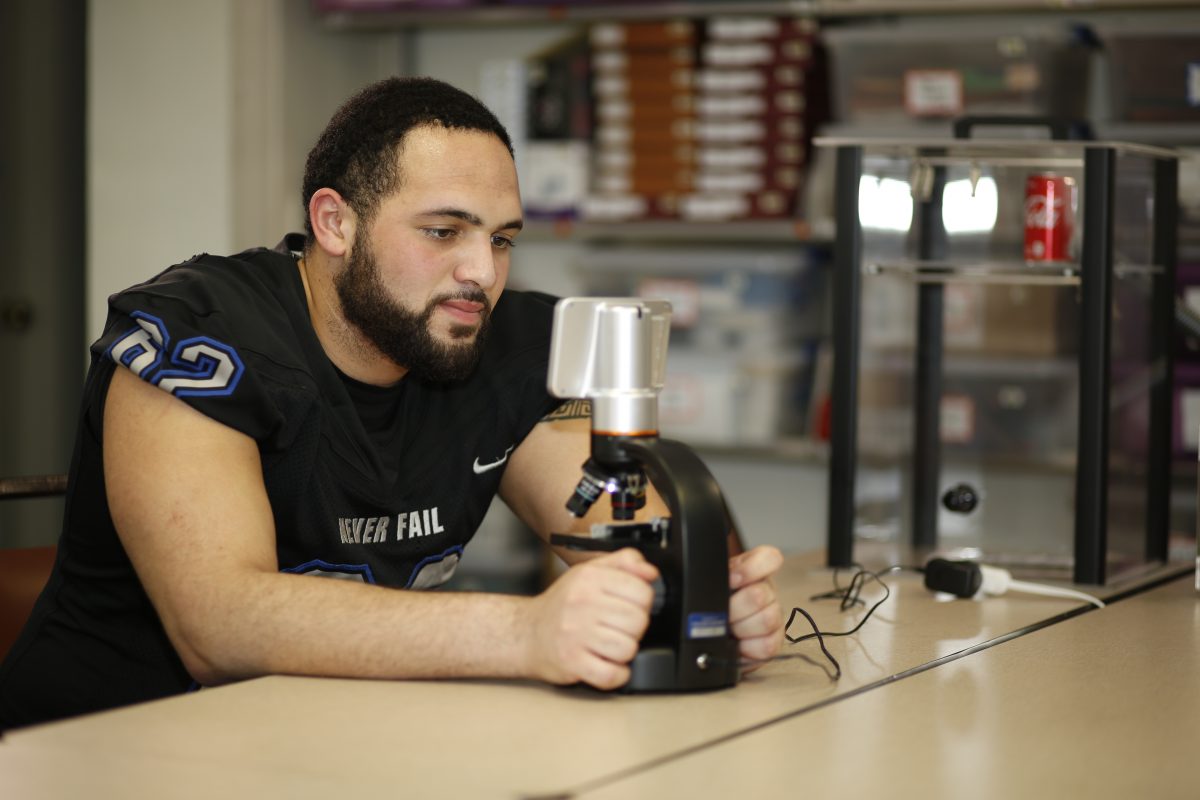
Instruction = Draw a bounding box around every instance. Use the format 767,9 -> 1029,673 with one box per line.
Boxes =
1097,124 -> 1200,147
821,135 -> 1180,584
316,0 -> 1200,28
520,218 -> 819,244
320,2 -> 811,28
865,261 -> 1164,284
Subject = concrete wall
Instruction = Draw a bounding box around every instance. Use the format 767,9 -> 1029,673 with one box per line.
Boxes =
87,0 -> 401,339
88,0 -> 237,339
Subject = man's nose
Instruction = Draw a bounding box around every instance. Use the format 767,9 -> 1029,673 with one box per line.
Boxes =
453,236 -> 499,290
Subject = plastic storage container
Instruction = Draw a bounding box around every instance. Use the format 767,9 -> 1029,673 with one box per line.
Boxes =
572,245 -> 827,447
1101,30 -> 1200,123
823,23 -> 1094,124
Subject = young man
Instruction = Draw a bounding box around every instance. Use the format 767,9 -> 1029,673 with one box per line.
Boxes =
0,77 -> 783,729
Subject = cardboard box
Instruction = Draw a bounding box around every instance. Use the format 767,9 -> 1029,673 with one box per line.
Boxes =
941,283 -> 1075,358
1102,31 -> 1200,122
590,20 -> 697,49
823,24 -> 1092,123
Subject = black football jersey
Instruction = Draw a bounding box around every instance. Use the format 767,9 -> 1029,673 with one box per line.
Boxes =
0,234 -> 561,728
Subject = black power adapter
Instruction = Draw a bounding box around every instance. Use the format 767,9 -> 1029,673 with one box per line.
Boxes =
923,558 -> 1105,607
923,558 -> 983,598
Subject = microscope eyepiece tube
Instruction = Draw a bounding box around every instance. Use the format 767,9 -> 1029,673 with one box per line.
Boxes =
596,306 -> 653,390
592,394 -> 658,437
591,304 -> 661,436
546,297 -> 671,436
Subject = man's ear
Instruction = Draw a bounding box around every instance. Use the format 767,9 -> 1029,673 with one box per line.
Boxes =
308,188 -> 355,258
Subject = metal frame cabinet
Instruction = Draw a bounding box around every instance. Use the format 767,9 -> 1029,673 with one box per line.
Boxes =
820,136 -> 1179,584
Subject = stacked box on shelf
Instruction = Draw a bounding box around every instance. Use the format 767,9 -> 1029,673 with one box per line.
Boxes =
1098,28 -> 1200,123
1175,157 -> 1200,463
312,0 -> 482,11
1180,149 -> 1200,264
1178,263 -> 1200,357
1176,263 -> 1200,458
585,19 -> 698,222
583,16 -> 826,223
1176,361 -> 1200,458
522,32 -> 593,218
492,0 -> 651,5
681,16 -> 825,222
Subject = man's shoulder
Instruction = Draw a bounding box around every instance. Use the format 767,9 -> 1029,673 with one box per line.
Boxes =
118,243 -> 298,314
99,238 -> 312,381
105,241 -> 309,360
94,239 -> 320,447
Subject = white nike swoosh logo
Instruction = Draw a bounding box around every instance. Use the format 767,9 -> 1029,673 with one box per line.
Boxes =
472,445 -> 514,475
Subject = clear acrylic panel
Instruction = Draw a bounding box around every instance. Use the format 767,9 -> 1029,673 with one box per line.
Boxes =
1105,151 -> 1160,578
843,139 -> 1169,579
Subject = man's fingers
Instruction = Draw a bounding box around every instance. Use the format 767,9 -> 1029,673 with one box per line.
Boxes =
578,654 -> 631,691
588,623 -> 641,664
605,547 -> 660,583
538,546 -> 787,690
725,546 -> 785,672
594,593 -> 653,639
728,545 -> 784,590
730,595 -> 783,640
530,550 -> 656,687
738,632 -> 783,666
729,578 -> 778,625
581,552 -> 656,611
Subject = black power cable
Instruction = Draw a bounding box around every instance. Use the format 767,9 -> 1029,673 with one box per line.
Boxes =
779,564 -> 917,681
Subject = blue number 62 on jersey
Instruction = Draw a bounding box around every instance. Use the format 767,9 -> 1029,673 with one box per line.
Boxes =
106,311 -> 245,398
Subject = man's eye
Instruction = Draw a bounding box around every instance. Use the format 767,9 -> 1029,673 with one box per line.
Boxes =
423,228 -> 456,240
491,235 -> 516,250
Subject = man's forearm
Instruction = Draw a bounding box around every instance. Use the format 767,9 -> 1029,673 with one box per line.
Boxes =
176,572 -> 537,686
178,548 -> 660,693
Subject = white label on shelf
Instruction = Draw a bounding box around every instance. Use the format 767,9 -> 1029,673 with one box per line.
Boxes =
678,193 -> 750,220
592,75 -> 629,98
940,394 -> 975,444
904,70 -> 963,118
638,278 -> 700,328
580,194 -> 647,222
708,18 -> 780,39
944,284 -> 984,349
695,171 -> 764,193
703,42 -> 775,67
1184,390 -> 1200,451
521,142 -> 589,214
694,119 -> 766,142
1185,286 -> 1200,317
696,146 -> 765,169
1188,62 -> 1200,107
590,24 -> 624,48
695,68 -> 764,93
696,94 -> 767,117
595,100 -> 632,122
592,51 -> 628,72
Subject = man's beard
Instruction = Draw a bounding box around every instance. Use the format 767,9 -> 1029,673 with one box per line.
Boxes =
334,240 -> 492,383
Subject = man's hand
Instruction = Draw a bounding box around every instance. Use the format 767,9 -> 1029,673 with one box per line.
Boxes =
526,548 -> 659,690
728,545 -> 785,670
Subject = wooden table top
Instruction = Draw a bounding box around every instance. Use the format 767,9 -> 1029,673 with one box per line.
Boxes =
2,551 -> 1188,799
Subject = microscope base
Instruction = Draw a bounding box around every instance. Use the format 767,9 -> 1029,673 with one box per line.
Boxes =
624,645 -> 738,693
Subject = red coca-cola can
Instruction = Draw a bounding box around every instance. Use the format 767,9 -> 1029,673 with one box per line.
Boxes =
1024,173 -> 1076,262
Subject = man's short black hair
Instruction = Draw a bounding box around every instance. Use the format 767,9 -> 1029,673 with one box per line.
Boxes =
301,76 -> 514,244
